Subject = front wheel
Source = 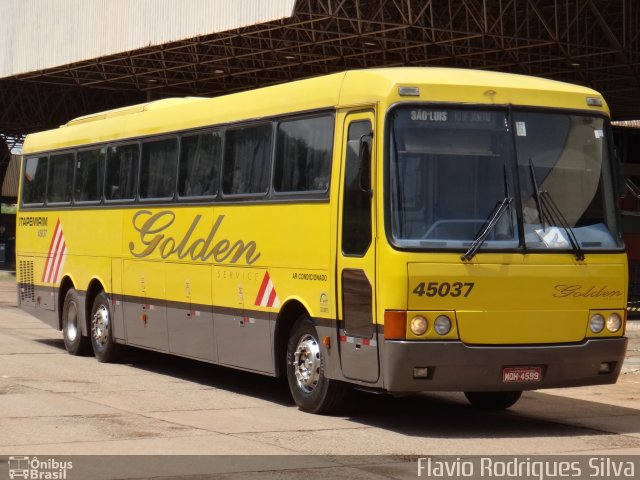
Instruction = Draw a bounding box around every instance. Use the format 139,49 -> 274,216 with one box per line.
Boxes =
464,391 -> 522,410
90,292 -> 121,363
286,315 -> 349,414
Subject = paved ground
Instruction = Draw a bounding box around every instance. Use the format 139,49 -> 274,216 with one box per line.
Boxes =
0,270 -> 639,478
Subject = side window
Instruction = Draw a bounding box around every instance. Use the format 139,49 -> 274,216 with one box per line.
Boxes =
75,148 -> 105,203
222,124 -> 272,196
178,131 -> 222,198
47,153 -> 74,204
105,143 -> 139,201
274,115 -> 333,193
140,137 -> 178,199
342,120 -> 372,256
22,156 -> 48,205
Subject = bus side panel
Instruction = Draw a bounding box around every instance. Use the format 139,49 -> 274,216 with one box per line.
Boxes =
122,259 -> 168,351
31,254 -> 56,312
111,258 -> 126,341
213,264 -> 274,374
166,262 -> 216,362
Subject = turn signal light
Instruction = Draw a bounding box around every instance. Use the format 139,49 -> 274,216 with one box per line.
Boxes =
384,311 -> 406,339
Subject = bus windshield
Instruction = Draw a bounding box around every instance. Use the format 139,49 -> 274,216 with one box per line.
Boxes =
388,107 -> 622,253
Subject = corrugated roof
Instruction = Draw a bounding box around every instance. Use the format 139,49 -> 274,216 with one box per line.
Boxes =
0,0 -> 296,79
1,155 -> 20,199
613,120 -> 640,129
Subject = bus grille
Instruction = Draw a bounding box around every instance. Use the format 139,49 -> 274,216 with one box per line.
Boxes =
19,260 -> 35,303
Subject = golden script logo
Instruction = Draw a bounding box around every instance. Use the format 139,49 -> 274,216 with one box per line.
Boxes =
129,210 -> 261,264
553,284 -> 623,298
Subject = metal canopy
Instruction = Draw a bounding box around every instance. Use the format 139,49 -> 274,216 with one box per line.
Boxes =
1,0 -> 639,140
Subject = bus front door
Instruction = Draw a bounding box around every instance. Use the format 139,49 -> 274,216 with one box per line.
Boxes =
336,111 -> 380,383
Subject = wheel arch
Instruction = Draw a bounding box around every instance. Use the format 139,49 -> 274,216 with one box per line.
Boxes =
57,275 -> 76,330
85,277 -> 107,336
274,299 -> 311,378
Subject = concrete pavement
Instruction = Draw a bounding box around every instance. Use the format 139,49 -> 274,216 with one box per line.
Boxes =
0,272 -> 639,477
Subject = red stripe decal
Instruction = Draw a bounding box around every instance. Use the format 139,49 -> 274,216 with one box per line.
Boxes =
255,272 -> 270,305
43,221 -> 64,282
51,243 -> 66,284
267,288 -> 277,307
42,221 -> 60,281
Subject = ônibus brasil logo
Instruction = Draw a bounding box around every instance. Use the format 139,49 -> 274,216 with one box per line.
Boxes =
8,456 -> 72,479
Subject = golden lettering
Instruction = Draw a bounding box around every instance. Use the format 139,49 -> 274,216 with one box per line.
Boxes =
128,210 -> 261,265
553,284 -> 622,298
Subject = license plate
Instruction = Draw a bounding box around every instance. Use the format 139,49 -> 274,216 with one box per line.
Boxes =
502,367 -> 542,383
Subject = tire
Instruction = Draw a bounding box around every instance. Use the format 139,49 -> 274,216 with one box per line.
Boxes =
62,288 -> 90,355
90,291 -> 121,363
464,391 -> 522,410
286,315 -> 349,414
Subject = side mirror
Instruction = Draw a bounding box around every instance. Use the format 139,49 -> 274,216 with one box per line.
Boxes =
359,133 -> 373,193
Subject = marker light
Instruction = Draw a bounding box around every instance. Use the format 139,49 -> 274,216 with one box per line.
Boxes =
410,315 -> 428,336
434,315 -> 452,335
606,313 -> 622,333
398,86 -> 420,97
589,314 -> 605,333
586,97 -> 603,107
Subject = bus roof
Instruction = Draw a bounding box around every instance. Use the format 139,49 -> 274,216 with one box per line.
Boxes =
23,67 -> 607,154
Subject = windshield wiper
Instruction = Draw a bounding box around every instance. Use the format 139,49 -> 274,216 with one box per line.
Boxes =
528,159 -> 585,261
461,197 -> 513,261
539,191 -> 585,261
528,159 -> 549,229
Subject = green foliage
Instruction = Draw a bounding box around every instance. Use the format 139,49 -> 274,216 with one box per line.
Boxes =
0,203 -> 16,214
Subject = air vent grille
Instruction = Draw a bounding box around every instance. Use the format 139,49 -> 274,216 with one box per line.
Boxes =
19,260 -> 35,303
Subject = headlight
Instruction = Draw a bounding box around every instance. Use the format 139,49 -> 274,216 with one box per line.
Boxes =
410,315 -> 428,335
606,313 -> 622,333
589,314 -> 605,333
434,315 -> 452,335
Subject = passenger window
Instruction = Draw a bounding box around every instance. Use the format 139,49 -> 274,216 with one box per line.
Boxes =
222,124 -> 272,195
105,144 -> 139,201
75,148 -> 104,203
140,137 -> 178,199
22,156 -> 48,205
274,115 -> 333,193
47,153 -> 74,204
178,131 -> 222,197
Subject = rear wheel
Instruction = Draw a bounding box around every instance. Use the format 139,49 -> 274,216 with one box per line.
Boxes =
286,315 -> 349,414
62,288 -> 89,355
90,291 -> 121,363
464,391 -> 522,410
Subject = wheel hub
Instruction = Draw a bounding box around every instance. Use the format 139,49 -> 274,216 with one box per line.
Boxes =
92,305 -> 110,346
293,334 -> 321,393
66,302 -> 78,341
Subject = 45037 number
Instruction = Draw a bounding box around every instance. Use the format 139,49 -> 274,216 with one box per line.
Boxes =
412,282 -> 475,298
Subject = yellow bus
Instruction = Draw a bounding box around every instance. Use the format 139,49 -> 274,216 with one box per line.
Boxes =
16,68 -> 628,413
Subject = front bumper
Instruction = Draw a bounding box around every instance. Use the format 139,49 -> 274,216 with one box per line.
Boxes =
383,337 -> 628,392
